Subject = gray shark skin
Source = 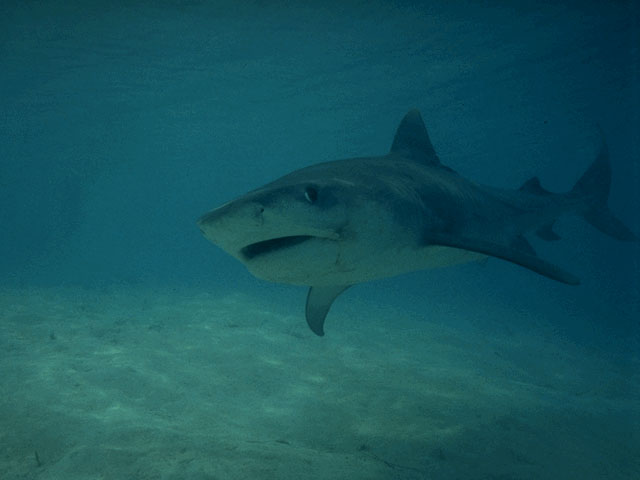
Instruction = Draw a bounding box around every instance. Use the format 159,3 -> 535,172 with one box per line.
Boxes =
198,110 -> 637,336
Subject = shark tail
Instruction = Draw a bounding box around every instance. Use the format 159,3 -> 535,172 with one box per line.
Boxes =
570,142 -> 637,241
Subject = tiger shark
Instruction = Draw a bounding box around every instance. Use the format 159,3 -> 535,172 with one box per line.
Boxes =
198,110 -> 637,336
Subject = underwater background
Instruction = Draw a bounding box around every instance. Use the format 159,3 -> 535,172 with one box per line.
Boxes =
1,1 -> 638,479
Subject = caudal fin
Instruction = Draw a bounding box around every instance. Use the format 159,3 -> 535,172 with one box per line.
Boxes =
571,141 -> 638,241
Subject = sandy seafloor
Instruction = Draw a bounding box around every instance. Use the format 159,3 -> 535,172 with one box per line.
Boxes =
1,286 -> 637,480
1,0 -> 639,478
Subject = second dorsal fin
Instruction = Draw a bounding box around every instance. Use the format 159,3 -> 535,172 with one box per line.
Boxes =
519,177 -> 551,195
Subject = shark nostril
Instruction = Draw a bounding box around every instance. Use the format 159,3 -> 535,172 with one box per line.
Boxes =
254,205 -> 266,225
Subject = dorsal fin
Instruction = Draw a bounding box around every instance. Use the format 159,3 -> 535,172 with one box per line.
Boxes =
390,109 -> 441,165
519,177 -> 551,195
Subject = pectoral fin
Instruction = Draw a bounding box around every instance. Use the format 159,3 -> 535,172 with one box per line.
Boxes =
425,233 -> 580,285
305,285 -> 350,336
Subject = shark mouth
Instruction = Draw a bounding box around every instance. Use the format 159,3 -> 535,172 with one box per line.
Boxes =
240,235 -> 314,260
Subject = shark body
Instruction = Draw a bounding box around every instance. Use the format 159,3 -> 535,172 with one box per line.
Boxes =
198,110 -> 636,336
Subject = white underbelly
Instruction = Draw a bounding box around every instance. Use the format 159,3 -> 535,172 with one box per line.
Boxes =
273,244 -> 486,286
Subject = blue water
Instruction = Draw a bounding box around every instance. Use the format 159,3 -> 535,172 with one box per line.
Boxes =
1,1 -> 638,478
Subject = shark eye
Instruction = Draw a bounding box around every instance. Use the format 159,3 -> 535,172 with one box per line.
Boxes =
304,186 -> 318,204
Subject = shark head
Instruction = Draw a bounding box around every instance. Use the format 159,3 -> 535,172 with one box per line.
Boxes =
197,171 -> 361,285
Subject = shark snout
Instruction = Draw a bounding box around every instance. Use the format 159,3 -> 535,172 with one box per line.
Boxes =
197,200 -> 266,246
